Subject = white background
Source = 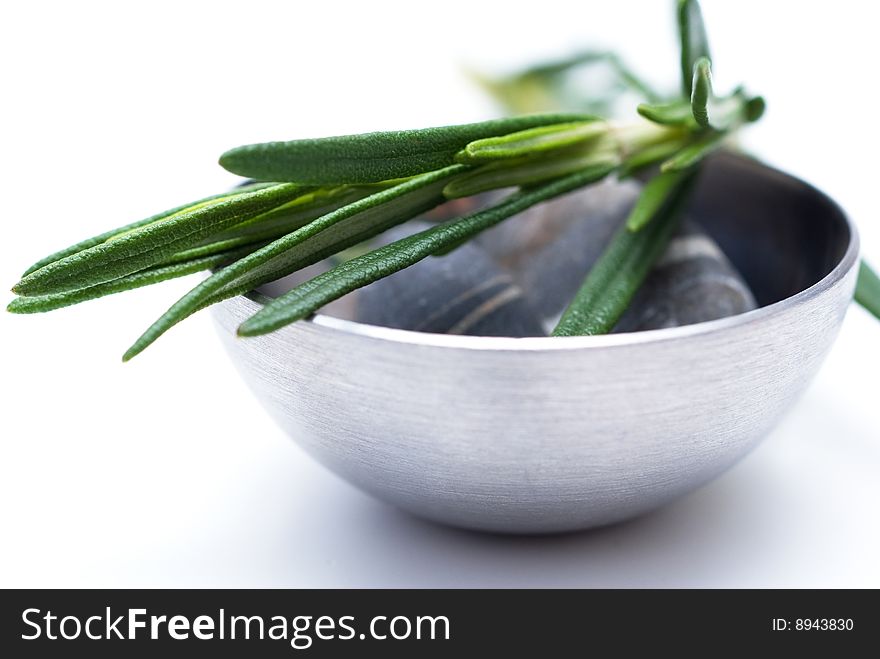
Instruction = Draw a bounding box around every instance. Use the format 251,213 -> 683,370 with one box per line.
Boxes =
1,0 -> 878,587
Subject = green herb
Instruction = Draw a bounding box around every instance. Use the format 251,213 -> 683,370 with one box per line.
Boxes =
660,130 -> 725,172
445,121 -> 679,198
10,0 -> 874,360
637,101 -> 697,128
678,0 -> 711,97
443,152 -> 616,199
856,262 -> 880,321
9,245 -> 263,314
14,183 -> 313,297
625,168 -> 694,231
19,182 -> 275,277
456,121 -> 606,162
122,166 -> 467,360
553,172 -> 696,336
218,113 -> 592,184
619,140 -> 690,177
690,57 -> 713,127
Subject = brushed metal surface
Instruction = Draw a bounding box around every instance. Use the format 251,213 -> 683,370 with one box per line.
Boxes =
212,153 -> 859,533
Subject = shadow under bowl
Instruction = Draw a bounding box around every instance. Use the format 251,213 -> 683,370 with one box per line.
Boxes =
212,152 -> 859,534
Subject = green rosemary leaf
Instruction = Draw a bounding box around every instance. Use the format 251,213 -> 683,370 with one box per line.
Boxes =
18,182 -> 275,277
7,246 -> 262,314
618,140 -> 688,177
13,183 -> 312,297
164,185 -> 381,262
660,131 -> 725,172
217,113 -> 592,184
745,96 -> 766,123
236,163 -> 616,338
637,101 -> 696,127
122,166 -> 467,360
444,150 -> 618,199
429,234 -> 477,258
682,84 -> 763,134
690,57 -> 713,127
678,0 -> 711,97
855,260 -> 880,321
456,121 -> 606,162
553,172 -> 696,336
626,167 -> 694,231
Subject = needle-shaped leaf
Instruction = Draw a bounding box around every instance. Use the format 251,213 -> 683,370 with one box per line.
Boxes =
444,149 -> 619,199
660,130 -> 725,172
553,172 -> 696,336
122,166 -> 468,360
678,0 -> 711,97
236,163 -> 616,338
217,113 -> 592,184
13,183 -> 312,297
683,81 -> 764,133
745,96 -> 766,123
7,245 -> 263,314
19,182 -> 275,277
691,57 -> 713,127
618,140 -> 688,177
164,185 -> 381,262
855,260 -> 880,321
626,167 -> 694,231
637,101 -> 696,127
456,121 -> 605,162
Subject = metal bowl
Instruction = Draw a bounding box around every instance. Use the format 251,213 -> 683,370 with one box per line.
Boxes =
212,152 -> 859,534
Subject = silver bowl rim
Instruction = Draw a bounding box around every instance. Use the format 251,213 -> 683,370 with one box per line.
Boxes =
243,178 -> 860,353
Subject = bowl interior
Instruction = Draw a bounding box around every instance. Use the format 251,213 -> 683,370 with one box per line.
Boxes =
689,152 -> 850,307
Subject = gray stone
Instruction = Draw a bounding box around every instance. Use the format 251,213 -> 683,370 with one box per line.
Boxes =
352,222 -> 545,336
474,179 -> 641,326
471,179 -> 757,333
614,221 -> 757,332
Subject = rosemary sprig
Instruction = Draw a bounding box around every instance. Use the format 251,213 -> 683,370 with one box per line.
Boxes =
12,0 -> 872,361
